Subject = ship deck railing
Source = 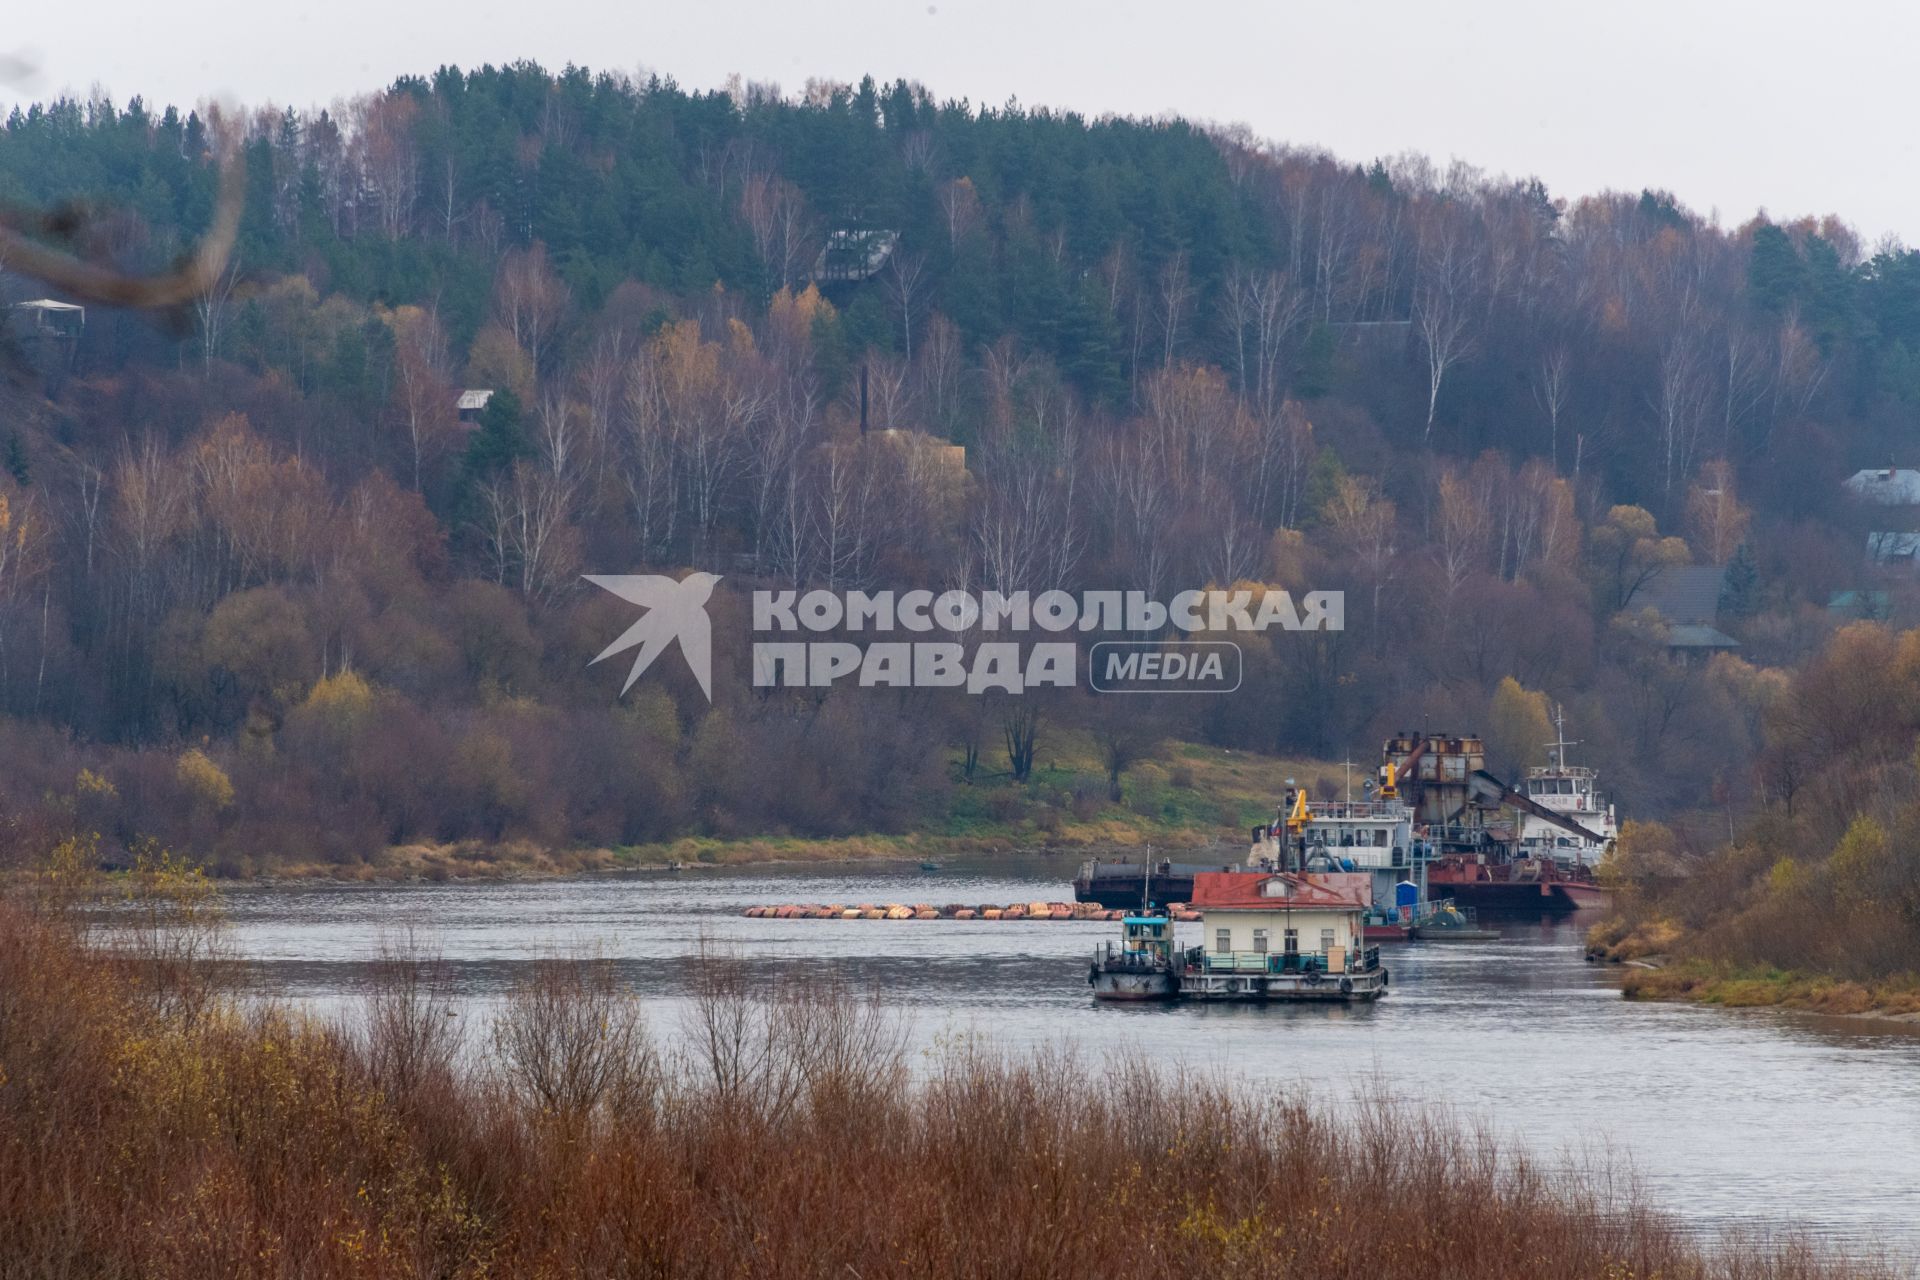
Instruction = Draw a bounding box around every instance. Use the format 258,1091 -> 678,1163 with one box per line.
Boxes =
1300,844 -> 1422,870
1308,800 -> 1414,820
1193,947 -> 1380,976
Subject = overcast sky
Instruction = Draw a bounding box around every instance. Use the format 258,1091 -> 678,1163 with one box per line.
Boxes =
6,0 -> 1915,244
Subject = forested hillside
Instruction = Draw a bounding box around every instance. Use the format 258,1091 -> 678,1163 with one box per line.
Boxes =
2,64 -> 1919,872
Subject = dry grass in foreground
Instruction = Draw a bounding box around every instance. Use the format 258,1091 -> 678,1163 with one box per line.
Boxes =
0,868 -> 1892,1279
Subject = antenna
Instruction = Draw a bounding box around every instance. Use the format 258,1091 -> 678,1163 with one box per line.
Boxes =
1545,703 -> 1580,769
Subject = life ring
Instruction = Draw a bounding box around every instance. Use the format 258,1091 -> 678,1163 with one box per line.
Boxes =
1303,969 -> 1322,986
1339,976 -> 1354,995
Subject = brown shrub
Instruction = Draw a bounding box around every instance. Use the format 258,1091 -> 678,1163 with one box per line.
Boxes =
0,889 -> 1889,1280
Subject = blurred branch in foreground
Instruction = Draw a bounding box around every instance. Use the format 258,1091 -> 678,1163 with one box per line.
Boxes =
0,148 -> 243,310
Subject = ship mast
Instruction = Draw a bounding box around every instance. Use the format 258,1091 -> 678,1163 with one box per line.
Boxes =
1546,704 -> 1579,771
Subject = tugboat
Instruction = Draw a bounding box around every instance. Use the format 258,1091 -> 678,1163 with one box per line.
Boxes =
1088,915 -> 1180,1001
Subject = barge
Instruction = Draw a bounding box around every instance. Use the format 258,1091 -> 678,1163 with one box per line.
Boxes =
1073,856 -> 1235,909
1090,871 -> 1389,1004
1178,870 -> 1388,1001
1425,851 -> 1609,911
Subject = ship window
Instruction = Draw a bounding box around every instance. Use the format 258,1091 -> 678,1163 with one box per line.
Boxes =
1215,928 -> 1231,954
1283,929 -> 1299,954
1253,928 -> 1268,954
1319,928 -> 1335,954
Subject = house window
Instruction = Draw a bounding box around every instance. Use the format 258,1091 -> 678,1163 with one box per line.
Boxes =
1215,928 -> 1232,954
1320,928 -> 1335,954
1252,928 -> 1268,954
1283,928 -> 1298,954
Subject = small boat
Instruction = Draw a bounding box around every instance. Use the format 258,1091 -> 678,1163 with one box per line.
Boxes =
1411,901 -> 1501,942
1088,915 -> 1179,1001
918,860 -> 943,872
665,859 -> 687,873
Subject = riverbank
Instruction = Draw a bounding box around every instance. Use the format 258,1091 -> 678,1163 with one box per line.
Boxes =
230,830 -> 1232,884
213,737 -> 1327,883
1588,915 -> 1920,1024
1,892 -> 1889,1279
1617,959 -> 1920,1022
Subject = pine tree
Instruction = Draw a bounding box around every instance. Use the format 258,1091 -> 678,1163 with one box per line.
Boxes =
1748,224 -> 1806,315
462,388 -> 529,481
1720,542 -> 1760,620
3,433 -> 28,486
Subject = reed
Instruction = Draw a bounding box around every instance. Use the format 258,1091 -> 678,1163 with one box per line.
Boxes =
0,886 -> 1891,1279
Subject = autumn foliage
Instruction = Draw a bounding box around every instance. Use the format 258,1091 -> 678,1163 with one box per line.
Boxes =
0,65 -> 1910,872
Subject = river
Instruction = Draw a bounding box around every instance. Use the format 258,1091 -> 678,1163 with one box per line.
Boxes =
219,856 -> 1920,1263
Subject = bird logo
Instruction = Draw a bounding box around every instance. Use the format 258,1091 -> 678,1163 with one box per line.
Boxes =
584,572 -> 722,701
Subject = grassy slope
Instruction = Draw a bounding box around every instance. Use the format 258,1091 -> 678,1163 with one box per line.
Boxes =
617,735 -> 1342,868
266,739 -> 1343,880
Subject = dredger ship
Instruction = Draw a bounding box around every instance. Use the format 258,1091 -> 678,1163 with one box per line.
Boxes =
1396,717 -> 1615,912
1074,717 -> 1615,918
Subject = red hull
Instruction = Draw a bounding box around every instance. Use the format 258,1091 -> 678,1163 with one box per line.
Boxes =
1427,858 -> 1610,914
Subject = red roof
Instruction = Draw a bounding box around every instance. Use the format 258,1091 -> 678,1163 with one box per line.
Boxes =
1189,871 -> 1371,912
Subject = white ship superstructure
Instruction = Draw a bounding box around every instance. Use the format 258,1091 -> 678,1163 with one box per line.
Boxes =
1249,778 -> 1429,928
1515,709 -> 1617,868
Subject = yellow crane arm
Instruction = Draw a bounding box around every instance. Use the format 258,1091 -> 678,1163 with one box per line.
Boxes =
1286,787 -> 1312,832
